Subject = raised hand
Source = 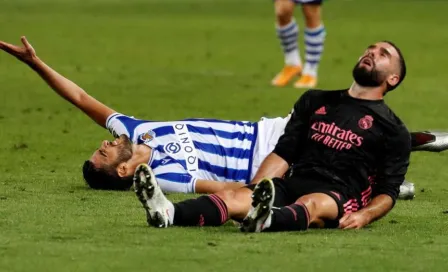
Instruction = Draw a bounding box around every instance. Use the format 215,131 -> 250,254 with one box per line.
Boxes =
0,36 -> 37,65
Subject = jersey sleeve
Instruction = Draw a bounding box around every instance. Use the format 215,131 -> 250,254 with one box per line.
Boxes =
273,90 -> 315,165
105,113 -> 132,138
151,161 -> 197,193
373,125 -> 411,204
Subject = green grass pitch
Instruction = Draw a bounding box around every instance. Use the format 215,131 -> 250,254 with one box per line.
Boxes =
0,0 -> 448,271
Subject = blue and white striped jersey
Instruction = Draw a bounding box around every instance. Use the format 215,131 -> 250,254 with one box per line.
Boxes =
106,113 -> 260,193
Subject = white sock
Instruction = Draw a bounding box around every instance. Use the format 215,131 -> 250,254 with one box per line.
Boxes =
261,211 -> 273,231
303,24 -> 326,77
167,201 -> 175,225
276,19 -> 302,67
285,49 -> 301,67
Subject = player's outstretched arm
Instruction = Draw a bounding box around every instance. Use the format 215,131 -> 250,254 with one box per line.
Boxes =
0,37 -> 115,128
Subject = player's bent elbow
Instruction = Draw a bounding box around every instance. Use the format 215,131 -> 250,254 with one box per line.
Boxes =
73,89 -> 89,106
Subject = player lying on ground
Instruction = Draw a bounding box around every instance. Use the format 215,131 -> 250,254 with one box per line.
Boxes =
133,41 -> 415,231
0,37 -> 446,198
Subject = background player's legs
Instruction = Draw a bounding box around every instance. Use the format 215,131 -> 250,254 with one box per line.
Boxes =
271,0 -> 302,87
294,2 -> 326,88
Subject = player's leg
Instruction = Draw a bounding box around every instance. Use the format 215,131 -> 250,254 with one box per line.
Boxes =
241,178 -> 339,232
411,131 -> 448,152
172,180 -> 292,227
271,0 -> 302,87
133,164 -> 253,228
294,1 -> 326,88
264,192 -> 338,231
399,131 -> 448,200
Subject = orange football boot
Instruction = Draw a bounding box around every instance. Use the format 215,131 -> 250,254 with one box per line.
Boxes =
294,74 -> 317,89
271,65 -> 302,87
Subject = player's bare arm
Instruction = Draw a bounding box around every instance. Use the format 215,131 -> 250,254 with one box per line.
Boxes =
249,153 -> 289,184
250,91 -> 313,185
0,37 -> 115,128
195,179 -> 245,194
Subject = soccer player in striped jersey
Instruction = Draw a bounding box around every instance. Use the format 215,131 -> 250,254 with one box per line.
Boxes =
0,37 -> 288,194
271,0 -> 326,89
100,113 -> 287,193
1,37 -> 446,198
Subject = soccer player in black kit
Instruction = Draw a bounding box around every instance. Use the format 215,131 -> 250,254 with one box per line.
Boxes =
133,41 -> 411,232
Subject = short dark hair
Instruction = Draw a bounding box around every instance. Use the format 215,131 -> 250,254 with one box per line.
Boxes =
383,40 -> 406,92
82,160 -> 133,191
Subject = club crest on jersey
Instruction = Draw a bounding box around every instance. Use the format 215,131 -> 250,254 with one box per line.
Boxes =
139,130 -> 156,144
358,115 -> 374,130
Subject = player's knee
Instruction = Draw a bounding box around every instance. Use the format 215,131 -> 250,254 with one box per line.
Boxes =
297,193 -> 339,223
302,4 -> 322,28
215,187 -> 252,218
275,0 -> 295,25
296,195 -> 319,222
215,189 -> 239,209
296,195 -> 317,212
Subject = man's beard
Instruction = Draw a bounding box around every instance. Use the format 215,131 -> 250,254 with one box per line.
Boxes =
117,134 -> 133,162
352,59 -> 385,87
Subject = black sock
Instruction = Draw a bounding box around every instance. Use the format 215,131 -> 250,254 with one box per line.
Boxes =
173,195 -> 228,227
267,203 -> 310,232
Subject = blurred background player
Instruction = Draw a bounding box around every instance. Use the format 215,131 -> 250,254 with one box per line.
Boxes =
271,0 -> 326,88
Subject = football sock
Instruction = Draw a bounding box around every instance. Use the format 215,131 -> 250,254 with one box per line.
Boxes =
303,24 -> 326,77
264,202 -> 310,232
173,195 -> 228,226
277,19 -> 301,66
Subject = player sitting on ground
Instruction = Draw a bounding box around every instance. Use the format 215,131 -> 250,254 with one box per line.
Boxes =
0,37 -> 446,198
133,41 -> 416,231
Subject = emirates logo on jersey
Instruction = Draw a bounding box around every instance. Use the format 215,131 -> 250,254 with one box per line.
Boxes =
311,121 -> 363,150
358,115 -> 374,130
